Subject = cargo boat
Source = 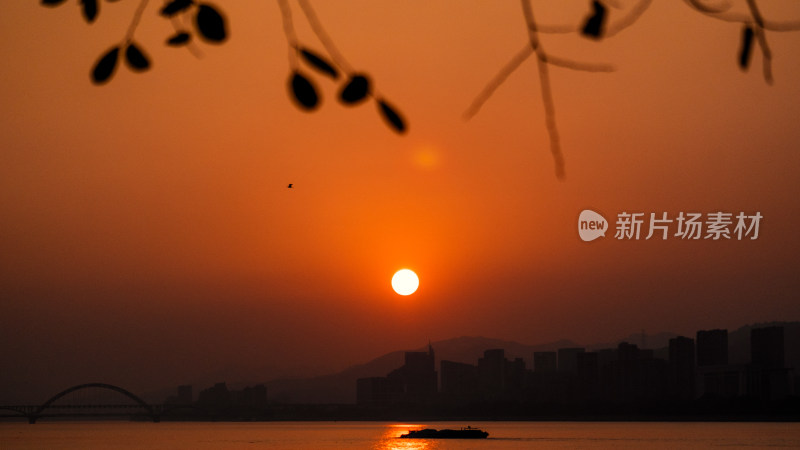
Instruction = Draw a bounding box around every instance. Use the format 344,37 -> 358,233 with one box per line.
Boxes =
399,427 -> 488,439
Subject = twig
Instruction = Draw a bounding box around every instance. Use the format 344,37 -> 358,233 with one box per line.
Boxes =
521,0 -> 565,179
605,0 -> 653,38
466,0 -> 624,179
123,0 -> 150,43
463,45 -> 614,121
462,45 -> 534,120
297,0 -> 354,74
521,0 -> 542,51
537,56 -> 565,180
683,0 -> 732,14
277,0 -> 299,68
746,0 -> 773,84
171,14 -> 204,58
546,55 -> 615,72
683,0 -> 800,31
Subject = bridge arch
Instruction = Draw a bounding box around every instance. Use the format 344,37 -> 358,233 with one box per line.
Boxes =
0,405 -> 30,417
33,383 -> 157,421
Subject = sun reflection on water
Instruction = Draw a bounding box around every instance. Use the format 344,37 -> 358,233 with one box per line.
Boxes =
374,424 -> 438,450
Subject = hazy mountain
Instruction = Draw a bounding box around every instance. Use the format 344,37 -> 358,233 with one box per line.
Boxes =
265,335 -> 578,404
263,323 -> 800,405
588,331 -> 679,351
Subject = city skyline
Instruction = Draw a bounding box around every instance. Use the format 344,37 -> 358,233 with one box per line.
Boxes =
2,319 -> 797,406
2,2 -> 800,407
357,324 -> 795,411
2,322 -> 796,423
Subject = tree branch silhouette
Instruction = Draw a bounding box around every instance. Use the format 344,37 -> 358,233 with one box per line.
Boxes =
462,45 -> 534,122
604,0 -> 652,38
463,0 -> 797,179
277,0 -> 300,68
684,0 -> 732,14
683,0 -> 800,86
165,4 -> 205,58
463,44 -> 615,122
464,0 -> 627,180
521,0 -> 564,179
683,0 -> 800,30
124,0 -> 150,43
745,0 -> 772,84
40,1 -> 800,178
42,0 -> 228,84
278,0 -> 407,133
297,0 -> 353,74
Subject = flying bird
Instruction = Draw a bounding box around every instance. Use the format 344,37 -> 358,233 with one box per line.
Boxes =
287,183 -> 293,188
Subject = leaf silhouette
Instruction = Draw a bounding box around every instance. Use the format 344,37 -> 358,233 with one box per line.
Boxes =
125,42 -> 150,72
339,74 -> 370,105
299,48 -> 339,79
377,99 -> 406,134
739,25 -> 754,70
581,1 -> 607,39
160,0 -> 194,18
166,32 -> 192,46
195,4 -> 227,43
81,0 -> 98,23
91,46 -> 120,85
40,0 -> 67,7
289,72 -> 319,111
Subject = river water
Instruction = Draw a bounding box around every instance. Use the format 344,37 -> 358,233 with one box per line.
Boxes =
2,421 -> 800,449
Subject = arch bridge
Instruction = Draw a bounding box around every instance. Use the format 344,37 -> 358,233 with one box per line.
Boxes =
1,383 -> 160,424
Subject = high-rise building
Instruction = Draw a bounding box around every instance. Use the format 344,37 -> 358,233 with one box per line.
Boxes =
236,384 -> 267,407
617,342 -> 639,362
357,343 -> 437,405
534,351 -> 557,372
397,343 -> 437,398
669,336 -> 695,400
478,348 -> 507,397
576,351 -> 600,398
697,329 -> 728,366
197,382 -> 231,406
751,326 -> 784,368
577,352 -> 599,378
748,326 -> 790,401
557,347 -> 585,373
440,360 -> 478,398
608,342 -> 669,402
506,357 -> 526,394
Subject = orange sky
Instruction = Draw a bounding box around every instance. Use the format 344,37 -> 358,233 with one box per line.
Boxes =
2,1 -> 800,402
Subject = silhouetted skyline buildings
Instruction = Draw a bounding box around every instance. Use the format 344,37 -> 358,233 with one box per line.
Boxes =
357,325 -> 797,412
164,382 -> 267,411
3,325 -> 796,422
157,324 -> 796,418
357,343 -> 437,405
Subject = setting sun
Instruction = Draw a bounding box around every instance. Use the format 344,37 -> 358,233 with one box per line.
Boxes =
391,269 -> 419,296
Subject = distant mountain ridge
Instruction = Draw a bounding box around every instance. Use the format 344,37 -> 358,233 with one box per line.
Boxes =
265,336 -> 577,404
264,322 -> 799,404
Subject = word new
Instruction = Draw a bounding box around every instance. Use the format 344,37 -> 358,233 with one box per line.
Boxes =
578,209 -> 608,242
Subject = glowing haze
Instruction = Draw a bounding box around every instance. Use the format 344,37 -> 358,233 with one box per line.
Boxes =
1,1 -> 799,402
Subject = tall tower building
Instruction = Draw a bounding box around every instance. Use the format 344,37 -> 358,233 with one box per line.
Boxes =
697,329 -> 728,366
751,326 -> 784,368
